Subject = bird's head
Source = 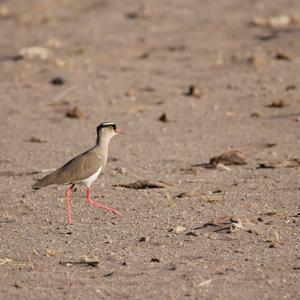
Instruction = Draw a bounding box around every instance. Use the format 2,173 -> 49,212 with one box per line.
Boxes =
96,122 -> 123,143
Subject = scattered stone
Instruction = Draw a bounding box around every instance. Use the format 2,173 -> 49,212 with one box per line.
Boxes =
266,100 -> 286,108
60,260 -> 99,267
175,190 -> 221,203
166,263 -> 176,271
0,54 -> 23,62
186,231 -> 198,236
139,236 -> 151,242
109,157 -> 118,162
193,217 -> 257,234
267,230 -> 281,248
285,84 -> 296,91
45,249 -> 59,257
247,55 -> 266,67
114,167 -> 127,175
295,116 -> 300,123
54,58 -> 67,68
198,279 -> 212,287
176,190 -> 221,204
0,258 -> 12,265
113,180 -> 169,189
181,166 -> 204,175
103,272 -> 114,277
13,282 -> 22,289
208,150 -> 246,168
66,107 -> 84,119
72,48 -> 85,55
257,32 -> 279,41
126,5 -> 149,19
51,77 -> 65,86
125,90 -> 135,97
275,52 -> 293,61
0,5 -> 9,16
200,194 -> 221,203
141,86 -> 155,92
250,15 -> 299,28
126,11 -> 140,19
29,136 -> 46,143
158,113 -> 169,122
175,226 -> 186,234
257,158 -> 300,169
263,211 -> 277,216
151,258 -> 160,263
138,52 -> 150,59
47,37 -> 62,48
226,111 -> 236,117
176,190 -> 197,198
265,143 -> 276,148
18,46 -> 52,60
184,85 -> 202,98
167,45 -> 186,52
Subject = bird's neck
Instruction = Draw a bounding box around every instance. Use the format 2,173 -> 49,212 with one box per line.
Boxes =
96,134 -> 111,159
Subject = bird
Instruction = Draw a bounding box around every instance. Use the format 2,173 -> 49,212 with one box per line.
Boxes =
32,122 -> 123,225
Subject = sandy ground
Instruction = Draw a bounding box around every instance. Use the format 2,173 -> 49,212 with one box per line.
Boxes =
0,0 -> 299,299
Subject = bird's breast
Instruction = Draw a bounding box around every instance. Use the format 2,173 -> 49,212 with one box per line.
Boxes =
79,166 -> 102,188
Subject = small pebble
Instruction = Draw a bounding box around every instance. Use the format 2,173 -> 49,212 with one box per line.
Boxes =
139,236 -> 151,242
54,58 -> 67,68
275,52 -> 292,61
248,55 -> 266,67
267,100 -> 285,108
285,84 -> 296,91
29,136 -> 45,143
66,107 -> 84,119
51,77 -> 65,86
184,85 -> 202,98
115,167 -> 127,175
175,226 -> 186,234
251,112 -> 261,118
158,113 -> 168,122
185,231 -> 198,236
167,263 -> 176,271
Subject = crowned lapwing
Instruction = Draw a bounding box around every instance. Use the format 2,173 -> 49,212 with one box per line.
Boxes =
32,122 -> 123,225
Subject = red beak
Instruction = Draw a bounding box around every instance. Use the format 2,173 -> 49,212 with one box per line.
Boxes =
115,128 -> 125,135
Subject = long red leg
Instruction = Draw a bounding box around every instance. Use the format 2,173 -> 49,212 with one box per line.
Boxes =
85,187 -> 122,216
66,184 -> 74,225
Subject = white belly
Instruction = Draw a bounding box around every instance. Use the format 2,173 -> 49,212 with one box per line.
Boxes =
79,166 -> 102,187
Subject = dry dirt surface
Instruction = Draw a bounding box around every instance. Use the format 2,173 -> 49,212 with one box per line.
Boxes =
0,0 -> 300,299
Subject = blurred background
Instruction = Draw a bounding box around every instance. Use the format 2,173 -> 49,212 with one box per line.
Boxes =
0,0 -> 299,299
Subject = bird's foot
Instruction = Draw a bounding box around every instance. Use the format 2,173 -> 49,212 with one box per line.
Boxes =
86,198 -> 122,216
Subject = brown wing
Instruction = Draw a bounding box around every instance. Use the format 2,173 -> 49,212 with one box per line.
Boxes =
32,147 -> 102,189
